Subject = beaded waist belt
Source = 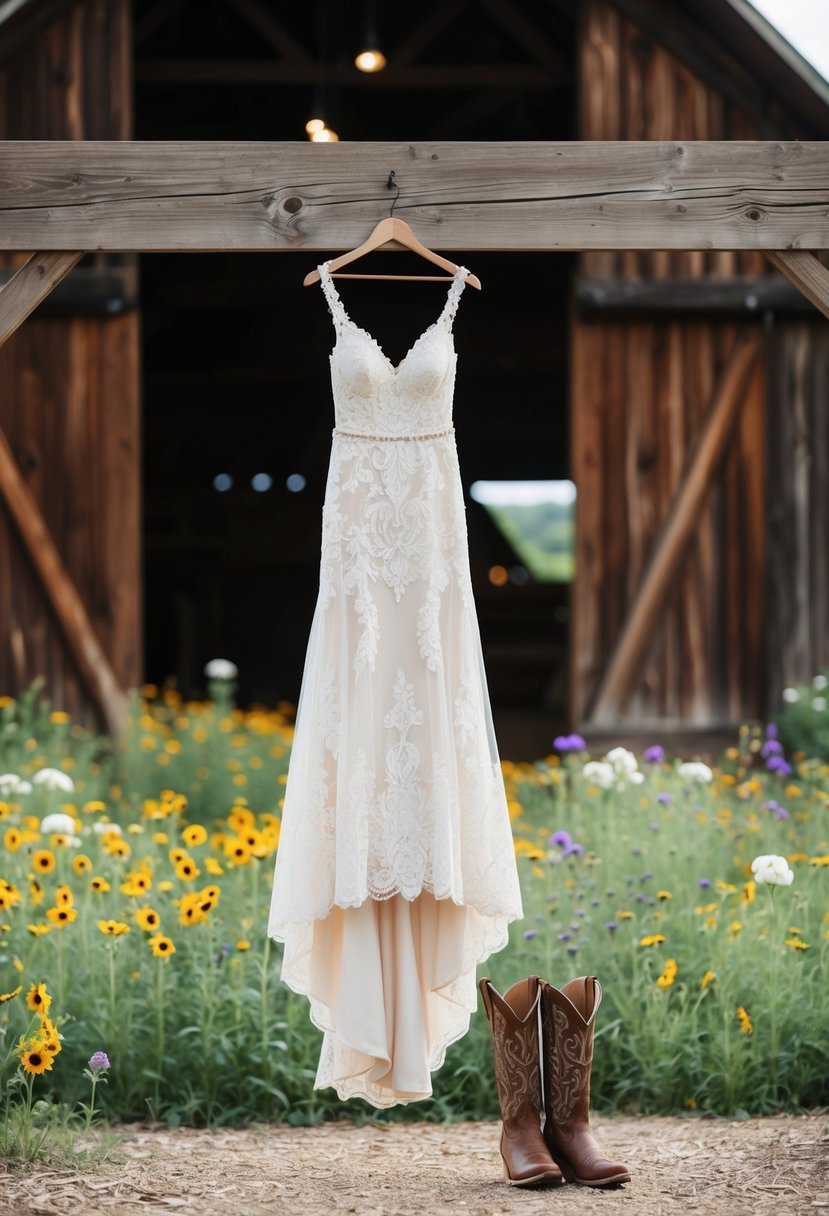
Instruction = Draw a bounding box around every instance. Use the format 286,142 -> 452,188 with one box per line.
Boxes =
333,425 -> 455,442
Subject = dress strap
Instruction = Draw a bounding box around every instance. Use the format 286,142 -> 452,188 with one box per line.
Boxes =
317,261 -> 348,330
440,266 -> 470,328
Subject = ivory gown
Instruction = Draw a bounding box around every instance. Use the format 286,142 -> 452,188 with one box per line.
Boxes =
267,261 -> 523,1107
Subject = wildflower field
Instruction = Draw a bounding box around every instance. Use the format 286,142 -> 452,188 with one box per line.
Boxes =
0,674 -> 827,1142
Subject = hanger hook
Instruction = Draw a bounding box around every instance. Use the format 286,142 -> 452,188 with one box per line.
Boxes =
387,170 -> 399,218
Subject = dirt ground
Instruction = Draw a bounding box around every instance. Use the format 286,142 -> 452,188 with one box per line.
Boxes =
1,1113 -> 827,1216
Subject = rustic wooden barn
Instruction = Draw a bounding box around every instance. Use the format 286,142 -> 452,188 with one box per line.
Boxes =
1,0 -> 828,759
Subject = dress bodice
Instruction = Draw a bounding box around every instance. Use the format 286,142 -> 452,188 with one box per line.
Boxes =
318,260 -> 470,438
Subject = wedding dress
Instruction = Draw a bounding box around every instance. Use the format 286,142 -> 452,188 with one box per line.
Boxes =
267,260 -> 524,1107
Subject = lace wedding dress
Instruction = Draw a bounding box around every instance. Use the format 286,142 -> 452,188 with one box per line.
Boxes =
267,260 -> 524,1107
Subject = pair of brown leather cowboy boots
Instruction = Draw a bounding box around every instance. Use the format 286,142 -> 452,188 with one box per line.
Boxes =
478,973 -> 631,1188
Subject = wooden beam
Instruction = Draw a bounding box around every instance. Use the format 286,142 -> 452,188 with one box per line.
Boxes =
0,424 -> 128,735
0,251 -> 84,349
2,141 -> 829,252
576,272 -> 815,315
584,331 -> 761,726
764,251 -> 829,321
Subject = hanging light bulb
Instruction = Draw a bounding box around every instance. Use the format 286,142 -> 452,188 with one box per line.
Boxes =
305,116 -> 325,135
310,126 -> 339,142
354,0 -> 386,72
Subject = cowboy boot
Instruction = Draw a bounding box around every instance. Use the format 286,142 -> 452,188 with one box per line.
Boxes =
478,975 -> 564,1187
537,975 -> 631,1186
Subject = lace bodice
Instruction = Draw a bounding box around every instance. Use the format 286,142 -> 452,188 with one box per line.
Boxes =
318,260 -> 470,437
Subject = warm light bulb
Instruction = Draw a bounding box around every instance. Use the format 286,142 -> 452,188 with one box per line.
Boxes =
355,48 -> 386,72
305,117 -> 325,135
311,127 -> 339,142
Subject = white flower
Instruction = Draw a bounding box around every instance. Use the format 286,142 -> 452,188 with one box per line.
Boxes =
32,767 -> 75,792
92,821 -> 122,835
750,854 -> 794,886
813,674 -> 828,690
205,658 -> 238,680
782,687 -> 800,703
812,696 -> 827,711
41,812 -> 77,836
606,746 -> 640,775
0,772 -> 27,795
582,760 -> 615,789
677,761 -> 713,783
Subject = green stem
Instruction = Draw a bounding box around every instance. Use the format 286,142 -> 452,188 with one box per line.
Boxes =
768,887 -> 781,1101
155,957 -> 166,1116
260,934 -> 272,1117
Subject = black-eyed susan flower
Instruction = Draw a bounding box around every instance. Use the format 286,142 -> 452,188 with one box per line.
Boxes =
26,923 -> 52,936
656,958 -> 677,988
236,940 -> 250,951
19,1044 -> 54,1075
72,854 -> 93,876
656,890 -> 672,901
701,970 -> 716,989
785,938 -> 809,951
149,933 -> 175,958
639,934 -> 666,947
134,906 -> 161,932
54,884 -> 74,907
0,984 -> 22,1002
46,905 -> 78,927
4,827 -> 22,851
736,1006 -> 753,1034
31,850 -> 56,874
97,919 -> 130,936
174,858 -> 200,882
224,838 -> 251,866
205,857 -> 224,876
90,876 -> 111,893
182,824 -> 207,847
26,982 -> 52,1018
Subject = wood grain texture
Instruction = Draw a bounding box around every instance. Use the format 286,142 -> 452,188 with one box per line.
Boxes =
0,139 -> 828,251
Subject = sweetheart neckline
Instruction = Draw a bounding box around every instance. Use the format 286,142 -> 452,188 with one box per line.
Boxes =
334,316 -> 453,374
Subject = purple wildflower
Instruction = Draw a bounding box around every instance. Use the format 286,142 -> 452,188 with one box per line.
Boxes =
761,738 -> 783,757
766,755 -> 792,776
554,734 -> 586,752
88,1052 -> 110,1073
698,878 -> 712,889
563,841 -> 584,857
763,799 -> 790,821
524,928 -> 539,940
766,722 -> 778,739
656,792 -> 674,805
557,933 -> 572,942
605,921 -> 618,932
550,830 -> 572,848
643,745 -> 665,763
567,945 -> 579,955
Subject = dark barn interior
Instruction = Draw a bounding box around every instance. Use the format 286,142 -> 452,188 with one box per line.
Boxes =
134,0 -> 576,754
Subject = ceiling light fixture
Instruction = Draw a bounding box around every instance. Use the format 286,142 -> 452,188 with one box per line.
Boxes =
355,0 -> 386,72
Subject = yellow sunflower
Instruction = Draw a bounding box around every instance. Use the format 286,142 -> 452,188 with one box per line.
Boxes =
32,850 -> 56,874
46,905 -> 78,927
149,933 -> 176,958
20,1046 -> 54,1075
97,919 -> 131,936
0,984 -> 22,1002
26,982 -> 52,1017
134,906 -> 161,931
182,824 -> 207,847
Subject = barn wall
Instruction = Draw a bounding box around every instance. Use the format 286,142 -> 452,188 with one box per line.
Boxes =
570,0 -> 789,732
0,0 -> 140,730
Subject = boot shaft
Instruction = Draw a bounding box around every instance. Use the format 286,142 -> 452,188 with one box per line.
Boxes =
538,976 -> 600,1126
478,976 -> 545,1126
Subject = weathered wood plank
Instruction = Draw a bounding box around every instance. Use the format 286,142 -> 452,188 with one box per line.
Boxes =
584,330 -> 761,725
576,273 -> 814,314
765,250 -> 829,321
0,250 -> 83,347
1,141 -> 828,251
0,415 -> 128,733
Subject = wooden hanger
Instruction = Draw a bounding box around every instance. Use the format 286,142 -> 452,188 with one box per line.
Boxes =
303,171 -> 481,289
